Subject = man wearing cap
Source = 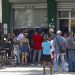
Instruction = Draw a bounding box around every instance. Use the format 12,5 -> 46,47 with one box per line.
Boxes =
53,30 -> 66,73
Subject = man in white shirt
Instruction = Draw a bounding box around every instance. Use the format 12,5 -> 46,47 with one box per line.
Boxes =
17,33 -> 24,41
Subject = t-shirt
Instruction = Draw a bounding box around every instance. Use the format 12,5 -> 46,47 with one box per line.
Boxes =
33,33 -> 43,50
42,41 -> 51,55
67,37 -> 74,49
54,35 -> 66,54
17,33 -> 24,41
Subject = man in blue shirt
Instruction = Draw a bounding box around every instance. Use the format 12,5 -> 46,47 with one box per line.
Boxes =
54,30 -> 66,73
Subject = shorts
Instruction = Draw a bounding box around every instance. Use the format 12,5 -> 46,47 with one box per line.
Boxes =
42,54 -> 52,62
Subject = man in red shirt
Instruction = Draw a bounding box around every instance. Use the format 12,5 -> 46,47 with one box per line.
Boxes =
32,30 -> 43,65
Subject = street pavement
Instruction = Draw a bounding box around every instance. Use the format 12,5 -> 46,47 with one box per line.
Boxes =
0,65 -> 75,75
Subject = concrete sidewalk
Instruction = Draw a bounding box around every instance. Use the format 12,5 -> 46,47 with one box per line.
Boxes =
0,66 -> 75,75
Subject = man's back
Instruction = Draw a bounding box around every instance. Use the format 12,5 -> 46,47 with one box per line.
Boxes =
33,33 -> 43,50
54,35 -> 66,54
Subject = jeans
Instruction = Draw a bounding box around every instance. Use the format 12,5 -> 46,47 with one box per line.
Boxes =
14,45 -> 20,64
68,49 -> 75,61
33,50 -> 42,63
15,53 -> 20,64
54,53 -> 66,72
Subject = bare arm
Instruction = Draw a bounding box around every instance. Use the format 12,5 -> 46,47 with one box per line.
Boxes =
19,40 -> 23,48
72,42 -> 75,46
27,39 -> 30,51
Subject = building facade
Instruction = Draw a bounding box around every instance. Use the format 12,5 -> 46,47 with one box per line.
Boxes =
2,0 -> 75,34
57,0 -> 75,33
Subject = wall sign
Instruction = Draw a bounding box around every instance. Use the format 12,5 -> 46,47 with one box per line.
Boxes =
3,23 -> 8,34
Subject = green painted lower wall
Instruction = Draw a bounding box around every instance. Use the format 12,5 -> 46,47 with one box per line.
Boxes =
2,0 -> 10,33
47,0 -> 57,31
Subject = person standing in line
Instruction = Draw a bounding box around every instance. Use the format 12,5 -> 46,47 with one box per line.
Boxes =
49,28 -> 56,40
63,33 -> 68,61
20,32 -> 30,65
66,32 -> 75,61
42,34 -> 53,75
13,34 -> 21,66
17,30 -> 27,65
32,30 -> 43,65
73,32 -> 75,61
48,28 -> 55,64
49,35 -> 55,65
53,30 -> 66,73
27,29 -> 34,63
66,32 -> 75,71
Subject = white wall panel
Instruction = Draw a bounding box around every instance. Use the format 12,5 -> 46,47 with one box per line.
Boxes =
57,2 -> 75,11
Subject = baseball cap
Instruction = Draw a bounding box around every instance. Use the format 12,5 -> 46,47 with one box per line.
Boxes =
56,30 -> 62,34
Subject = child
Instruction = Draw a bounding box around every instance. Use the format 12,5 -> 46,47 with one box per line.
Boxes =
42,34 -> 53,75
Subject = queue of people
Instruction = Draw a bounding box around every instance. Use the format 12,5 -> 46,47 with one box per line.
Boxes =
0,28 -> 75,75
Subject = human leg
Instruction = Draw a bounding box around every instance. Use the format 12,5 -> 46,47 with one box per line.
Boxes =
17,52 -> 20,64
54,54 -> 60,72
61,53 -> 66,72
38,50 -> 42,63
33,50 -> 37,63
16,47 -> 21,64
21,52 -> 25,65
43,61 -> 46,75
49,62 -> 53,75
25,52 -> 28,64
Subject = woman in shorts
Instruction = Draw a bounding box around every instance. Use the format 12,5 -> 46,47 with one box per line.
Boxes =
42,34 -> 53,75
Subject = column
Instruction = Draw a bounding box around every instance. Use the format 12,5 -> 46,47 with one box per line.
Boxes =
2,0 -> 10,34
47,0 -> 57,31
